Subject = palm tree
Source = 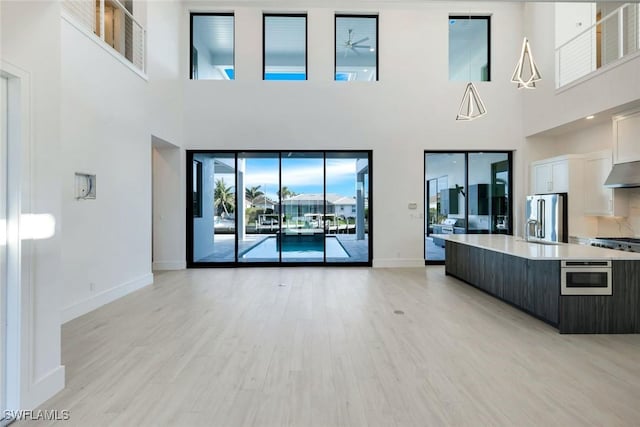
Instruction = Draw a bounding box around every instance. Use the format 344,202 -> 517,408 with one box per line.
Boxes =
214,178 -> 235,216
277,186 -> 297,200
245,185 -> 264,207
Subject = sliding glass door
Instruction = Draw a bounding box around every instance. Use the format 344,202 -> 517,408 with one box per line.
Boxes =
188,150 -> 372,266
325,152 -> 369,263
425,151 -> 512,263
237,152 -> 280,263
280,152 -> 324,263
191,153 -> 236,263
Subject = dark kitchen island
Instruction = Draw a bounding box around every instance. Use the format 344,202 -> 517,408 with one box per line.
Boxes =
437,234 -> 640,333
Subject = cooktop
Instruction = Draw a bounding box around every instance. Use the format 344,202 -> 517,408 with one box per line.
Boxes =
590,237 -> 640,252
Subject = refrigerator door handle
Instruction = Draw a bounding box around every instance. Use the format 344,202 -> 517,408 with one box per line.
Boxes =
539,199 -> 545,238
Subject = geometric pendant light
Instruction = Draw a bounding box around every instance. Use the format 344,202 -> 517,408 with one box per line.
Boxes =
511,37 -> 541,89
456,82 -> 488,121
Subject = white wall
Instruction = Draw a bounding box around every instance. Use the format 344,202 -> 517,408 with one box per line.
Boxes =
523,2 -> 640,137
59,18 -> 153,321
181,1 -> 527,266
147,0 -> 186,270
1,0 -> 65,410
555,2 -> 596,48
152,139 -> 185,270
147,0 -> 184,145
554,2 -> 596,86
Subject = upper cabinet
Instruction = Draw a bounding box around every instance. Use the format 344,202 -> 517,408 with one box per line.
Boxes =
614,110 -> 640,164
584,150 -> 628,217
531,158 -> 570,194
530,155 -> 588,236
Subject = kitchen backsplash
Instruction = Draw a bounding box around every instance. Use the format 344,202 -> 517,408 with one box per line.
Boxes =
597,188 -> 640,237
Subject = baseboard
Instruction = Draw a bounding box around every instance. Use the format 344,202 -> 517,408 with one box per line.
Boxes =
152,260 -> 186,271
373,258 -> 425,268
24,365 -> 65,410
61,273 -> 154,324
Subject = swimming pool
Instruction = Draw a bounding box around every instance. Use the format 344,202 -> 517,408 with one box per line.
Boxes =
240,236 -> 349,259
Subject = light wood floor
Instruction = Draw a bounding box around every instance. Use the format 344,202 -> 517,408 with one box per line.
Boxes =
20,267 -> 640,426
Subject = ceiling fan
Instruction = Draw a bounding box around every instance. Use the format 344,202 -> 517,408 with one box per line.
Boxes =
343,29 -> 371,57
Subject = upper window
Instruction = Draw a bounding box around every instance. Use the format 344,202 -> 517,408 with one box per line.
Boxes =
263,14 -> 307,80
449,16 -> 490,81
335,15 -> 378,81
191,13 -> 235,80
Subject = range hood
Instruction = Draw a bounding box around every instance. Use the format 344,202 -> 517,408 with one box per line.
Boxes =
604,161 -> 640,188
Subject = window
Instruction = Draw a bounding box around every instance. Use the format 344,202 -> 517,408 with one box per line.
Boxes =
263,14 -> 307,80
187,151 -> 372,266
190,13 -> 235,80
448,16 -> 490,81
193,160 -> 203,217
335,15 -> 378,81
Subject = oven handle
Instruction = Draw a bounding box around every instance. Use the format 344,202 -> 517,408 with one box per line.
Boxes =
562,260 -> 611,268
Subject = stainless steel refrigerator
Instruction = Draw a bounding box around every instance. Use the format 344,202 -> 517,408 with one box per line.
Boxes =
525,194 -> 567,243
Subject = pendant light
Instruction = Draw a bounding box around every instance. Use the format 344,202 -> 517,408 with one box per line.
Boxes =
456,14 -> 487,121
511,37 -> 541,89
456,82 -> 487,120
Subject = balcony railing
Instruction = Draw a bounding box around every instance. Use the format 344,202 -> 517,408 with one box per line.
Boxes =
555,3 -> 639,88
62,0 -> 146,74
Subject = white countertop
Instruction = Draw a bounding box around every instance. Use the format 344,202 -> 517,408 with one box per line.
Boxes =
434,234 -> 640,261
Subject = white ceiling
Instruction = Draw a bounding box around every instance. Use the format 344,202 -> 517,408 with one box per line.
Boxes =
336,16 -> 377,66
448,17 -> 489,80
264,15 -> 306,55
192,13 -> 379,66
192,14 -> 234,64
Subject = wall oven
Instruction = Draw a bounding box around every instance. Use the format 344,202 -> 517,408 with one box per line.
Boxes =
561,260 -> 612,296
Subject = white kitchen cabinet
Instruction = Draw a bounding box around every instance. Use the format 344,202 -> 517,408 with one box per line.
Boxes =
531,158 -> 569,194
614,110 -> 640,164
530,154 -> 589,237
583,150 -> 628,216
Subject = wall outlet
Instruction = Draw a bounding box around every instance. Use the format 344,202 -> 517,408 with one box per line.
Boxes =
89,282 -> 95,292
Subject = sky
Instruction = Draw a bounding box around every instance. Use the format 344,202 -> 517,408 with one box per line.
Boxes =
213,157 -> 366,201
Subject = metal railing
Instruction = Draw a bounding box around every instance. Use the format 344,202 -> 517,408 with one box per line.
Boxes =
62,0 -> 146,74
555,3 -> 639,88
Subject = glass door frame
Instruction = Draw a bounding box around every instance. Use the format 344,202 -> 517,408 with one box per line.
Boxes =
186,150 -> 373,267
424,150 -> 513,265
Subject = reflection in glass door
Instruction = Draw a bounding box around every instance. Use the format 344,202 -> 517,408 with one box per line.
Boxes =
469,153 -> 510,235
424,151 -> 512,263
425,153 -> 466,262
